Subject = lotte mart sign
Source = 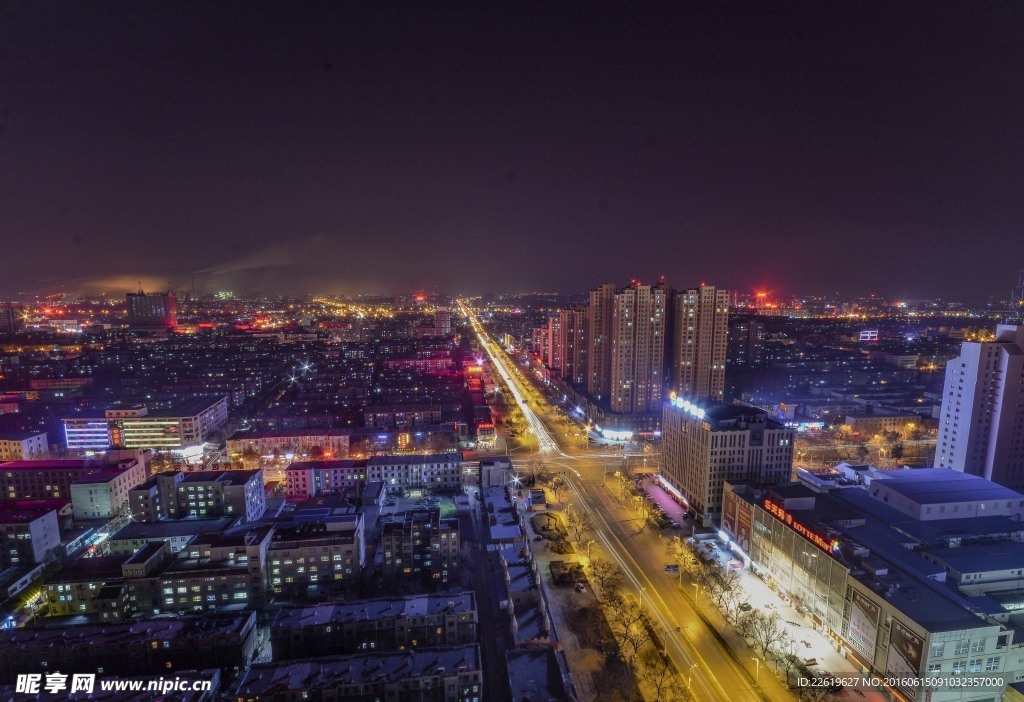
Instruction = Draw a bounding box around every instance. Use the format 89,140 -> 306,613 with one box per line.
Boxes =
763,499 -> 839,554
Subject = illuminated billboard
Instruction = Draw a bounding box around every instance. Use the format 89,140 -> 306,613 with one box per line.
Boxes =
848,589 -> 880,659
887,618 -> 923,700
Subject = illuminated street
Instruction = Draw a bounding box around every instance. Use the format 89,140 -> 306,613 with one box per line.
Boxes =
462,301 -> 792,701
3,5 -> 1020,699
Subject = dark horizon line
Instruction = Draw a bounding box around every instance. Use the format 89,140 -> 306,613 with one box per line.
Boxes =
2,285 -> 1020,306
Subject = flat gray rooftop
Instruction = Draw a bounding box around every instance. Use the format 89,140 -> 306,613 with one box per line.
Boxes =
870,468 -> 1024,504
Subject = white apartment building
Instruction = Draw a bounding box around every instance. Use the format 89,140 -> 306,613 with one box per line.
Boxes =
936,324 -> 1024,490
367,453 -> 464,492
0,431 -> 48,461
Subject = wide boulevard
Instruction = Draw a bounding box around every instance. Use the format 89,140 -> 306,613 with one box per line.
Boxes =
459,302 -> 793,702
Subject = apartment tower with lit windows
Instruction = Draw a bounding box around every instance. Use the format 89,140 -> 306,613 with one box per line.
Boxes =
935,324 -> 1024,490
672,284 -> 729,402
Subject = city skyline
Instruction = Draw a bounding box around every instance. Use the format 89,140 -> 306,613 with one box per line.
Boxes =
7,4 -> 1024,700
3,2 -> 1024,298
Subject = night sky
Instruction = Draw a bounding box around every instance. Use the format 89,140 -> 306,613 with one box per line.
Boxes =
2,2 -> 1023,299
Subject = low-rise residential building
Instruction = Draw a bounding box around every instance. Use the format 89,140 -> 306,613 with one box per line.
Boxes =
0,431 -> 48,461
361,480 -> 387,506
284,460 -> 367,499
227,429 -> 352,461
270,592 -> 477,660
106,517 -> 235,555
128,469 -> 265,523
507,649 -> 566,702
498,546 -> 549,648
267,514 -> 365,598
235,645 -> 483,702
0,458 -> 145,519
46,522 -> 275,619
843,410 -> 923,437
364,404 -> 449,429
381,510 -> 459,587
44,542 -> 172,620
0,612 -> 256,683
0,502 -> 62,568
158,524 -> 273,612
368,453 -> 464,492
479,457 -> 513,488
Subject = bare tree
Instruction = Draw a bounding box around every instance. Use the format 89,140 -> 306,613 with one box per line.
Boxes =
769,629 -> 794,668
747,610 -> 788,658
690,553 -> 719,592
589,557 -> 623,592
638,648 -> 686,702
566,508 -> 594,544
633,494 -> 652,521
797,682 -> 836,702
777,653 -> 801,687
533,462 -> 551,485
715,570 -> 745,620
606,592 -> 651,663
825,428 -> 853,463
735,609 -> 757,639
550,475 -> 568,503
149,452 -> 172,476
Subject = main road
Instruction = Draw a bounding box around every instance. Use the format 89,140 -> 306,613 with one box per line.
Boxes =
460,302 -> 792,702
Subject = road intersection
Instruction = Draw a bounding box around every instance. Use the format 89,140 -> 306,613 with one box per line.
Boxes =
461,302 -> 792,701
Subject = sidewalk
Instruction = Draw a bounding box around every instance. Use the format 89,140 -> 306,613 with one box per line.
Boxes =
700,539 -> 889,701
515,494 -> 630,702
602,481 -> 794,701
639,479 -> 871,694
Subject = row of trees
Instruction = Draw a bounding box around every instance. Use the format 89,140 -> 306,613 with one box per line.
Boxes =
546,476 -> 836,700
557,504 -> 689,701
668,538 -> 837,701
796,425 -> 925,469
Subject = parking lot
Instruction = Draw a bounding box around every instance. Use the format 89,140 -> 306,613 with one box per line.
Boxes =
633,477 -> 687,531
377,491 -> 459,519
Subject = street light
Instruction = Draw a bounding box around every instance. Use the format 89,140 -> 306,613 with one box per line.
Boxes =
751,657 -> 760,685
